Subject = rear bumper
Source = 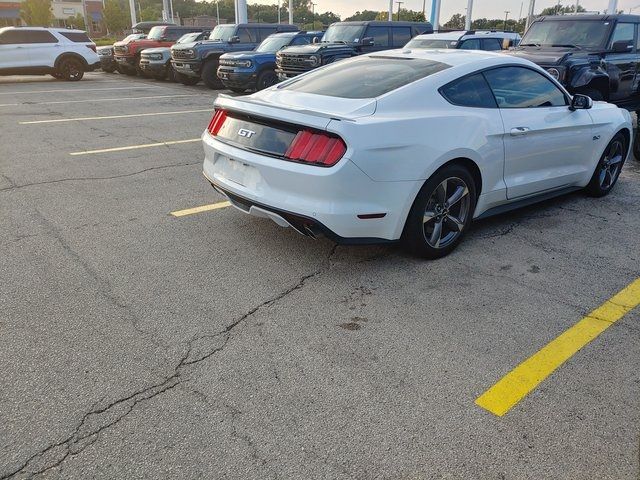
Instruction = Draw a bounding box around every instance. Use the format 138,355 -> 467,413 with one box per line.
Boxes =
171,60 -> 201,77
202,131 -> 420,242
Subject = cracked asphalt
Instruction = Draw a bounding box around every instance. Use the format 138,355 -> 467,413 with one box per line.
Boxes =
1,73 -> 639,479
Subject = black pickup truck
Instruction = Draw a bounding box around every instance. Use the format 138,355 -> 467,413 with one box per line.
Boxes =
509,15 -> 640,110
275,21 -> 432,80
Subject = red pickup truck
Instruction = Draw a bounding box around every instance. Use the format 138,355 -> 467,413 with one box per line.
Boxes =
114,25 -> 207,76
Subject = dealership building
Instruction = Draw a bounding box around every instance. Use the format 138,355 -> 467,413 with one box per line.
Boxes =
0,0 -> 106,36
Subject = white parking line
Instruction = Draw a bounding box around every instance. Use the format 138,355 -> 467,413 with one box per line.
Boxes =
20,109 -> 212,124
69,138 -> 200,155
0,86 -> 163,95
0,94 -> 203,107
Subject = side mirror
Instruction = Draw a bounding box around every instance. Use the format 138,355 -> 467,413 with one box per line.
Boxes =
361,37 -> 374,47
228,36 -> 240,44
569,94 -> 593,111
312,37 -> 320,44
611,40 -> 632,53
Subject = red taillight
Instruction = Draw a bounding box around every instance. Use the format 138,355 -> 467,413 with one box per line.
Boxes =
285,130 -> 346,167
207,110 -> 227,136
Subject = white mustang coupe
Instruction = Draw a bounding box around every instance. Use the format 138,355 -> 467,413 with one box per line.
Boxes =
202,50 -> 631,259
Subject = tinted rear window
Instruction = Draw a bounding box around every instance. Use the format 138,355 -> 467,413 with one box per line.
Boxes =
60,31 -> 91,42
281,56 -> 450,99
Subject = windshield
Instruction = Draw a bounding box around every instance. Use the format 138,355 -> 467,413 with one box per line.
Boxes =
406,38 -> 458,49
123,34 -> 145,42
177,32 -> 200,44
322,25 -> 365,43
521,20 -> 611,48
281,56 -> 451,99
209,26 -> 236,41
256,36 -> 292,52
147,27 -> 165,40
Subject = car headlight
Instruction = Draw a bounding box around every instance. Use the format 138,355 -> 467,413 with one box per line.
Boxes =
120,45 -> 129,53
149,53 -> 163,61
308,55 -> 320,67
219,58 -> 235,66
546,67 -> 564,82
236,60 -> 252,68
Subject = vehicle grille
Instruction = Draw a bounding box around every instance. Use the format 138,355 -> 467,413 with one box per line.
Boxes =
277,54 -> 314,74
172,49 -> 193,60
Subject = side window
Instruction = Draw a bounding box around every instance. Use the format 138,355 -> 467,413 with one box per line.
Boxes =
609,22 -> 635,50
459,38 -> 480,50
484,66 -> 568,108
440,73 -> 497,108
291,36 -> 311,45
0,30 -> 25,44
258,27 -> 277,41
392,27 -> 412,46
365,26 -> 389,47
482,38 -> 503,51
165,29 -> 183,41
237,28 -> 254,43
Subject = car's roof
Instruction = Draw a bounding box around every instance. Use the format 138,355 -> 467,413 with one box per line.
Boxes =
415,31 -> 466,41
535,14 -> 640,22
414,31 -> 519,41
332,21 -> 430,26
0,26 -> 86,33
374,48 -> 523,69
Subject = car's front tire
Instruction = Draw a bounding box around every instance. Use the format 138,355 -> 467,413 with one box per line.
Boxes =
202,60 -> 223,89
401,164 -> 477,259
256,70 -> 278,90
57,58 -> 84,81
585,132 -> 627,197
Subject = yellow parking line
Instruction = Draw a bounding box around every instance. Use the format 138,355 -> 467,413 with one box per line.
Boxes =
70,138 -> 200,155
20,109 -> 212,124
170,201 -> 231,217
0,94 -> 201,107
476,278 -> 640,417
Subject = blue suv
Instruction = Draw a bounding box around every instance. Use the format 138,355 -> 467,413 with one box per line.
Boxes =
217,31 -> 322,93
171,23 -> 298,88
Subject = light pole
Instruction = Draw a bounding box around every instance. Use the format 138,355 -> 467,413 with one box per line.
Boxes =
388,0 -> 393,21
289,0 -> 293,24
312,2 -> 316,28
128,0 -> 137,29
607,0 -> 618,14
574,0 -> 579,13
503,10 -> 510,31
525,0 -> 535,31
465,0 -> 473,31
396,1 -> 403,21
278,0 -> 281,23
215,1 -> 219,25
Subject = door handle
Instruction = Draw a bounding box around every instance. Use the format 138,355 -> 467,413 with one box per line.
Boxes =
510,127 -> 530,136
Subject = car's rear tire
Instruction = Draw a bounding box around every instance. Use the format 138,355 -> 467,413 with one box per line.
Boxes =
57,58 -> 84,81
585,132 -> 627,197
175,71 -> 199,85
256,70 -> 278,90
401,164 -> 477,259
202,60 -> 223,89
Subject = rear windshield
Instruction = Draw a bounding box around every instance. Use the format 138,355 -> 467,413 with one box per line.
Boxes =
281,55 -> 451,99
60,31 -> 92,43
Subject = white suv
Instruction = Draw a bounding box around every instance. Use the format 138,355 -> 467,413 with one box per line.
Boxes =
0,27 -> 100,81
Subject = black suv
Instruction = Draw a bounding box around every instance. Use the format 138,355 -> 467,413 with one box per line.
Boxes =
171,23 -> 298,88
509,15 -> 640,111
276,21 -> 432,80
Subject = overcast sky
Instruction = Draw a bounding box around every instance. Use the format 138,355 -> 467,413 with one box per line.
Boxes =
254,1 -> 638,21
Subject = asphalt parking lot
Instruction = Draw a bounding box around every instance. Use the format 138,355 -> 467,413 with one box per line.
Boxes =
1,72 -> 639,479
